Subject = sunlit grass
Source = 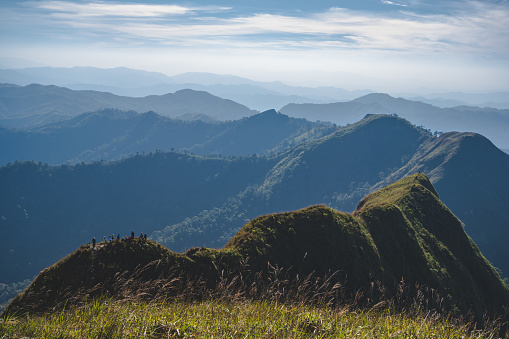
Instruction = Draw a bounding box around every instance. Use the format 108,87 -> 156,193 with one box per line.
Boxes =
1,298 -> 503,338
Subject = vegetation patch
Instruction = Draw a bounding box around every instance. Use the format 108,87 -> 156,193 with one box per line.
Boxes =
3,173 -> 509,334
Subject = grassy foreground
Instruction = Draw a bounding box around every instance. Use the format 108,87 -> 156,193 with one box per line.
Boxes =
1,298 -> 504,338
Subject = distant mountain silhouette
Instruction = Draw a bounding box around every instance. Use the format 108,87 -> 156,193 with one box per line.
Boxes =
0,109 -> 334,165
0,66 -> 172,89
4,174 -> 508,327
0,67 -> 373,111
280,93 -> 509,149
2,67 -> 508,111
0,84 -> 256,127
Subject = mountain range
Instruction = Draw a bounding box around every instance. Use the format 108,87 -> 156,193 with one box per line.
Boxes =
280,93 -> 509,149
4,174 -> 508,327
1,66 -> 508,110
2,114 -> 508,293
0,84 -> 256,127
0,108 -> 334,165
1,83 -> 508,150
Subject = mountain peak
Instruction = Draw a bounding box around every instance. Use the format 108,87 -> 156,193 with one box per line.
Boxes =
354,173 -> 438,214
249,109 -> 283,121
354,92 -> 394,102
260,108 -> 278,115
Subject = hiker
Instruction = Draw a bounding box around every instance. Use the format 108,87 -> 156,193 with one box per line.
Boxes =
144,233 -> 147,240
117,234 -> 120,241
92,237 -> 96,248
140,232 -> 143,239
131,230 -> 134,239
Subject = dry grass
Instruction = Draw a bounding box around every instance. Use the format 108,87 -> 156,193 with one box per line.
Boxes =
2,261 -> 507,338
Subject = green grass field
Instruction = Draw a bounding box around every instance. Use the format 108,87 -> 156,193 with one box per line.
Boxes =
1,298 -> 505,338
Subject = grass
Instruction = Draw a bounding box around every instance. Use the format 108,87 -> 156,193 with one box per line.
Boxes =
4,173 -> 509,337
1,298 -> 504,338
2,261 -> 506,338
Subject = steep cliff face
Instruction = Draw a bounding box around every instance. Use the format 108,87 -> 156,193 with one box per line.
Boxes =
377,131 -> 509,277
5,174 -> 508,325
353,174 -> 508,318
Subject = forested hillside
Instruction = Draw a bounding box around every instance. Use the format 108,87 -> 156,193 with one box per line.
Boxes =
2,114 -> 508,291
0,109 -> 334,165
153,115 -> 509,278
0,152 -> 276,283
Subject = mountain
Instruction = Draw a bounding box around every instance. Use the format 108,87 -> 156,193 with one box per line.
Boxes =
0,67 -> 372,111
151,114 -> 434,249
2,114 -> 508,290
0,152 -> 277,283
153,115 -> 509,279
0,109 -> 335,165
0,67 -> 172,89
188,109 -> 335,156
3,67 -> 508,111
0,84 -> 257,127
406,92 -> 509,110
4,174 -> 508,326
280,93 -> 509,149
375,132 -> 509,275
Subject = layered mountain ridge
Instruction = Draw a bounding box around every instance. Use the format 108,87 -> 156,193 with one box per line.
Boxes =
280,93 -> 509,149
0,108 -> 333,165
4,174 -> 508,326
1,114 -> 508,293
0,84 -> 257,127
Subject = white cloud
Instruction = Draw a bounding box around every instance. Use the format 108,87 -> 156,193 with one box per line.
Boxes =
381,1 -> 407,7
1,0 -> 508,90
27,1 -> 230,17
16,0 -> 508,59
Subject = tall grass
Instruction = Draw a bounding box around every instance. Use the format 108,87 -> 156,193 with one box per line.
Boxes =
2,260 -> 507,338
1,298 -> 504,338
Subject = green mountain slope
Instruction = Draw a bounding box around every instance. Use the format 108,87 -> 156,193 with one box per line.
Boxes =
5,174 -> 508,326
258,114 -> 430,212
376,131 -> 509,278
2,114 -> 508,290
155,114 -> 509,279
0,152 -> 276,283
190,109 -> 335,156
153,115 -> 433,250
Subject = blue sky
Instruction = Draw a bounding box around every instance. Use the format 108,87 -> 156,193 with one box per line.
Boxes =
1,0 -> 508,91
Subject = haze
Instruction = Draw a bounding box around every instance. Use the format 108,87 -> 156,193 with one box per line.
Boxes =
1,0 -> 509,93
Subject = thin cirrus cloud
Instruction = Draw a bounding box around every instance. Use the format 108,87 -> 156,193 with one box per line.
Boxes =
30,1 -> 231,17
381,1 -> 407,7
7,0 -> 509,60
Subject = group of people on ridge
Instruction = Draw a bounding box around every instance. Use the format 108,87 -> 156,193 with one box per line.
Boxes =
91,230 -> 147,248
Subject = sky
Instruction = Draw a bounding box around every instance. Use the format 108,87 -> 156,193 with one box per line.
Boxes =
1,0 -> 509,92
